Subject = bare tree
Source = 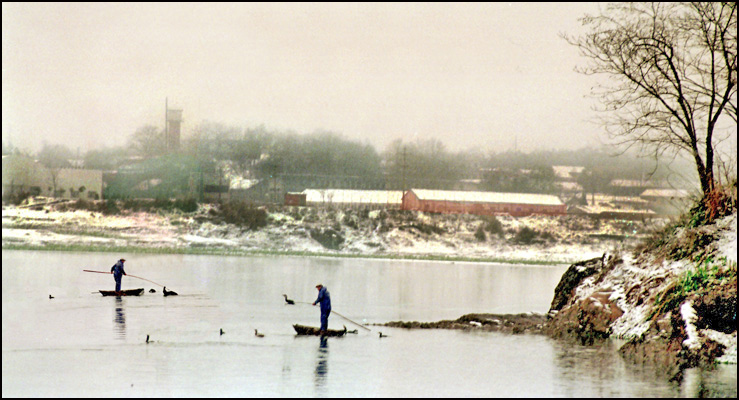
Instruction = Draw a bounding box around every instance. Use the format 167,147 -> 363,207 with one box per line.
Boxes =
564,2 -> 737,198
128,125 -> 166,158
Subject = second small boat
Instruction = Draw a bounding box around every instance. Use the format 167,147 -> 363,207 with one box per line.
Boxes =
99,288 -> 145,296
292,324 -> 347,337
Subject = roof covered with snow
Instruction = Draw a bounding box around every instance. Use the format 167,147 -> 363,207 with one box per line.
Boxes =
640,188 -> 690,198
552,165 -> 584,180
409,189 -> 564,206
304,189 -> 403,205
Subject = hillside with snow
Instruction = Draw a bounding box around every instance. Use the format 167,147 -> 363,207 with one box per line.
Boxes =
2,201 -> 658,264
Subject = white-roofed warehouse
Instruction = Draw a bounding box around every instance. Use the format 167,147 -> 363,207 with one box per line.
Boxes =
303,189 -> 403,209
402,189 -> 566,217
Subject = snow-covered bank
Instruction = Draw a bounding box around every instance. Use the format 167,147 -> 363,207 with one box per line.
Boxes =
546,210 -> 737,367
2,203 -> 651,264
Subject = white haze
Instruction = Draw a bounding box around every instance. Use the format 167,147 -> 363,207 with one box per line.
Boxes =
5,3 -> 608,154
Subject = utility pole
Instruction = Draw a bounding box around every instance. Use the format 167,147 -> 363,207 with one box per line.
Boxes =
165,97 -> 169,152
401,145 -> 407,194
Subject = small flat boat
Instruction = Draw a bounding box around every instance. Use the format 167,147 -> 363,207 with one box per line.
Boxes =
99,288 -> 145,296
293,324 -> 347,337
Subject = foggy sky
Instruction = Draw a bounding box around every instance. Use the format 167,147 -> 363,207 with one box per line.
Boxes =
3,2 -> 605,155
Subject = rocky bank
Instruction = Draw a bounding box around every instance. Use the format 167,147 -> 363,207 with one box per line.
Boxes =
544,207 -> 737,376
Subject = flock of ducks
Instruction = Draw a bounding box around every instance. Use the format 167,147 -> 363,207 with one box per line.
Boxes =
52,292 -> 390,343
146,327 -> 387,343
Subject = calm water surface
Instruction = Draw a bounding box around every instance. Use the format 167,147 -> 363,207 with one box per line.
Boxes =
2,250 -> 736,397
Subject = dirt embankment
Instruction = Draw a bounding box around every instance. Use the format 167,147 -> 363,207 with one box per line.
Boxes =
379,313 -> 547,334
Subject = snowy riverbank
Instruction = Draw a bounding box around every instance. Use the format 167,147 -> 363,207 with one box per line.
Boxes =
3,199 -> 735,372
546,210 -> 737,368
1,202 -> 654,264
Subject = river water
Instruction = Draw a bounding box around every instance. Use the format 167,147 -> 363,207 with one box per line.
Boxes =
2,250 -> 736,397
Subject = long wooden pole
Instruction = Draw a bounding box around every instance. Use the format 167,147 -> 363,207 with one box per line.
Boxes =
331,310 -> 372,331
293,300 -> 372,331
83,270 -> 166,287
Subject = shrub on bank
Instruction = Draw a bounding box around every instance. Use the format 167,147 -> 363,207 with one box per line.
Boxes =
634,180 -> 737,261
474,225 -> 487,241
213,200 -> 267,230
482,215 -> 504,237
512,226 -> 539,245
54,198 -> 199,215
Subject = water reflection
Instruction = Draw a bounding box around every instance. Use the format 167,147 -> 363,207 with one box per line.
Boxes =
113,297 -> 126,340
3,251 -> 736,397
314,337 -> 329,396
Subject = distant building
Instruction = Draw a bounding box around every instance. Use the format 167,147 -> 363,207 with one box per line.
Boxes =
552,165 -> 585,196
608,179 -> 655,196
568,205 -> 657,221
402,189 -> 566,217
2,154 -> 48,198
640,188 -> 692,216
284,192 -> 307,206
552,165 -> 584,181
304,189 -> 403,209
2,154 -> 103,200
166,108 -> 183,152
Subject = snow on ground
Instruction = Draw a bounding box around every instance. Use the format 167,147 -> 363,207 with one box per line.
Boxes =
3,204 -> 735,362
3,204 -> 640,264
570,211 -> 738,363
714,213 -> 737,263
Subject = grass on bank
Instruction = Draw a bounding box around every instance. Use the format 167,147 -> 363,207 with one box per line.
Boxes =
649,255 -> 738,321
638,180 -> 738,322
634,180 -> 736,262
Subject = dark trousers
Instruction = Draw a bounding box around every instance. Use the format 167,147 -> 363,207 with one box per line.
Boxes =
114,274 -> 122,292
320,309 -> 331,331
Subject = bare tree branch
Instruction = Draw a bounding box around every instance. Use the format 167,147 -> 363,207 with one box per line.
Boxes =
563,2 -> 737,197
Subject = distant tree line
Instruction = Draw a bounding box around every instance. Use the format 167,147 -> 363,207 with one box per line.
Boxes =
3,121 -> 696,202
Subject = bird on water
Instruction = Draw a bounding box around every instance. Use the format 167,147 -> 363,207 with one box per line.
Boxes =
220,328 -> 225,336
163,287 -> 178,296
379,332 -> 389,338
255,329 -> 265,338
282,294 -> 295,305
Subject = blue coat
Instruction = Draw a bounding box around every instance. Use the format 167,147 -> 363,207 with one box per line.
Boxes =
111,261 -> 126,279
314,287 -> 331,312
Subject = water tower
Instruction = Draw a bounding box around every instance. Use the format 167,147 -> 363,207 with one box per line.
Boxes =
165,99 -> 183,152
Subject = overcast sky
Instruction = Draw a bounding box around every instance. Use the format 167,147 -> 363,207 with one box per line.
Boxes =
3,2 -> 607,155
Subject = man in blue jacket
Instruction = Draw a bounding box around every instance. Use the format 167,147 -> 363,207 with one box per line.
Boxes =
312,284 -> 331,334
111,258 -> 127,292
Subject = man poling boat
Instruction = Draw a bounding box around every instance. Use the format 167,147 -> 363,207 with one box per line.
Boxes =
283,288 -> 372,334
111,258 -> 126,292
313,284 -> 332,335
84,261 -> 176,296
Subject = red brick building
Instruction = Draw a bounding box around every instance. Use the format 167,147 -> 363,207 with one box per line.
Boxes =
284,192 -> 307,206
402,189 -> 566,217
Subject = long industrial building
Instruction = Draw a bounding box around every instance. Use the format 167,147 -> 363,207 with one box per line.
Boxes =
401,189 -> 566,217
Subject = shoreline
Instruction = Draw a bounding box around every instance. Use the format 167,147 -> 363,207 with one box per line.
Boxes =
2,203 -> 632,265
1,242 -> 570,266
